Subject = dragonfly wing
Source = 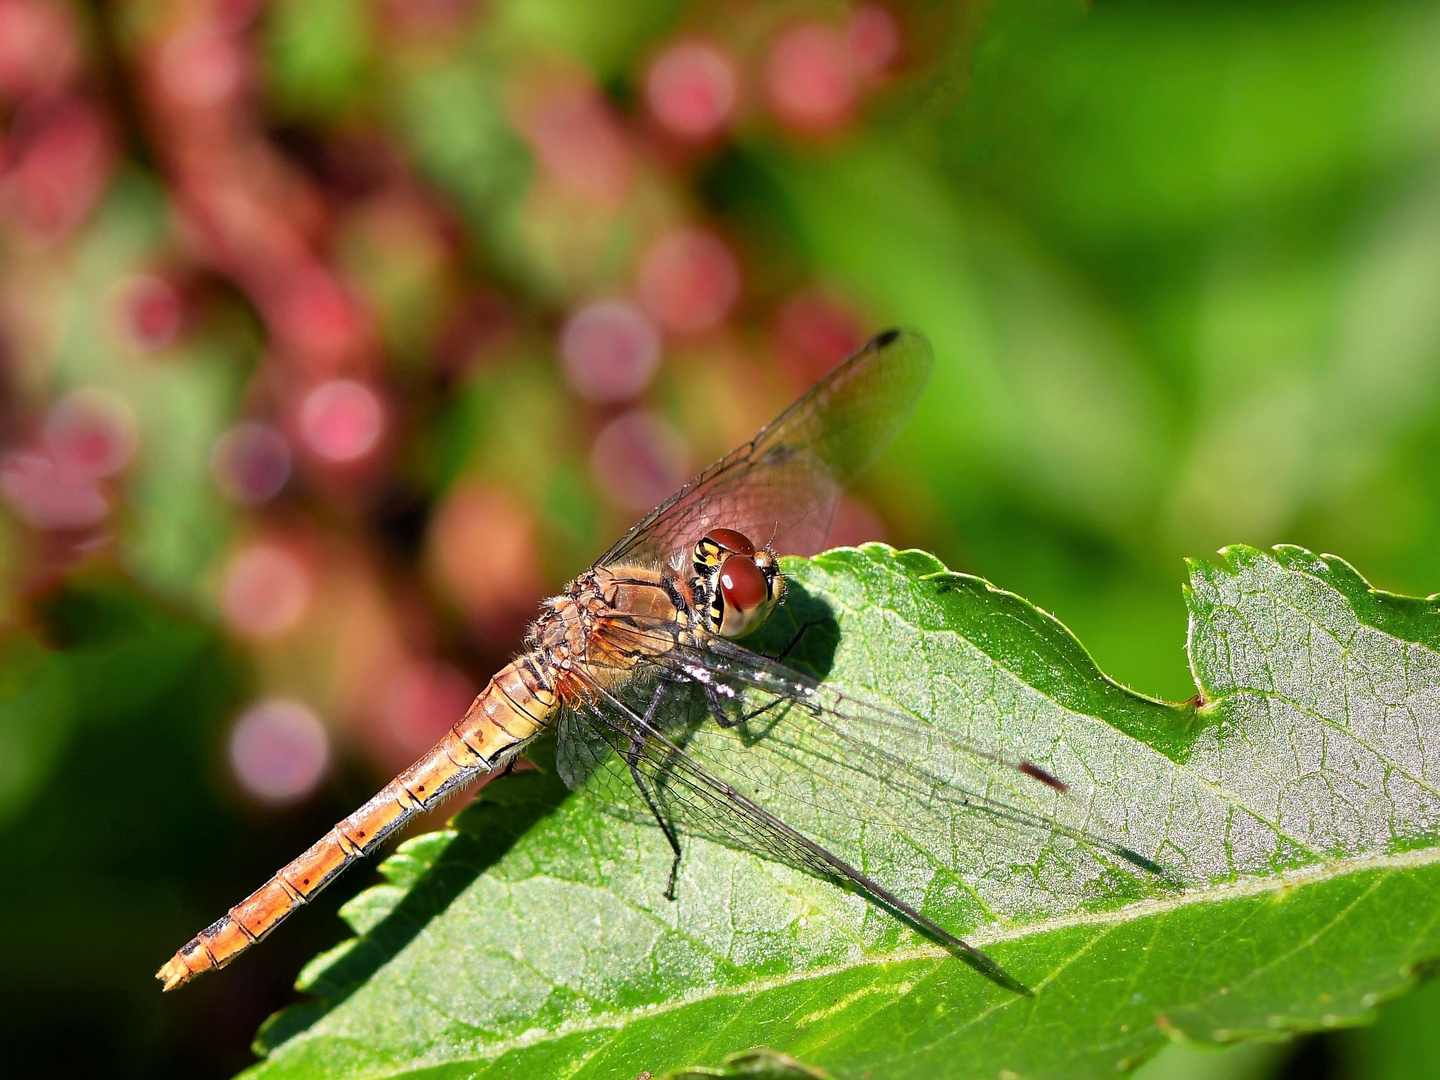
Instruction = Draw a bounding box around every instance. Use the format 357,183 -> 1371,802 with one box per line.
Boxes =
683,630 -> 1165,876
557,624 -> 1165,942
557,678 -> 999,965
554,700 -> 618,793
596,329 -> 933,571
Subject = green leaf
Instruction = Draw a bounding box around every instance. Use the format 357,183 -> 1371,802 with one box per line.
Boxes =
494,0 -> 682,82
0,630 -> 74,828
243,543 -> 1440,1079
264,0 -> 373,120
663,1047 -> 836,1080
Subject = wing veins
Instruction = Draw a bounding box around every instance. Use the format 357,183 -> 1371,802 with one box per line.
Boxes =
612,619 -> 1161,875
595,330 -> 933,570
569,671 -> 1008,973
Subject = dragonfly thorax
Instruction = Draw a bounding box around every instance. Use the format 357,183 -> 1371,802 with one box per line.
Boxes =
524,565 -> 701,702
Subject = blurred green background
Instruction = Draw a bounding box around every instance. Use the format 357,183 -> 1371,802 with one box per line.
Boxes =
1,0 -> 1438,1075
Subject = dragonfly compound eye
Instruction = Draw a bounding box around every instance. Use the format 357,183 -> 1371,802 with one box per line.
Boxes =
692,527 -> 756,575
716,553 -> 777,638
707,528 -> 756,556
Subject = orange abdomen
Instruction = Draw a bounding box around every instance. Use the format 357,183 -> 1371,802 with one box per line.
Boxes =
155,656 -> 557,991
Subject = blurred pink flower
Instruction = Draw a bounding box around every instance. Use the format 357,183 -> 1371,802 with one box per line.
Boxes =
429,484 -> 543,626
273,267 -> 370,366
157,26 -> 246,110
591,411 -> 688,513
825,496 -> 887,549
0,0 -> 80,102
645,40 -> 738,141
764,23 -> 858,134
637,226 -> 741,336
513,78 -> 632,209
44,387 -> 137,478
221,542 -> 314,639
229,699 -> 329,805
211,422 -> 292,505
378,659 -> 476,762
847,5 -> 902,81
136,10 -> 378,378
773,290 -> 865,386
0,97 -> 115,242
111,274 -> 184,351
299,379 -> 386,463
560,300 -> 661,403
379,0 -> 478,39
0,450 -> 109,530
211,0 -> 265,32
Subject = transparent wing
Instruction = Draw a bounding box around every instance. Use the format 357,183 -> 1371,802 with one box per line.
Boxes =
556,673 -> 1005,972
596,329 -> 933,571
556,680 -> 855,887
555,616 -> 1165,944
657,631 -> 1160,872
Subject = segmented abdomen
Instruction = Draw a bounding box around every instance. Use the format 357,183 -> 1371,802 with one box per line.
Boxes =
155,656 -> 558,991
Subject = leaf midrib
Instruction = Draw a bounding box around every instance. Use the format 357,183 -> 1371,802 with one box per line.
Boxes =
309,841 -> 1440,1080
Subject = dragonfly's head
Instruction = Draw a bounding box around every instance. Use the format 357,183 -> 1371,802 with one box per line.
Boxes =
691,528 -> 784,639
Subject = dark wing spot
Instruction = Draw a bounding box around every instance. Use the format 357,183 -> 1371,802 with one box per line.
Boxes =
1019,761 -> 1068,793
869,328 -> 901,349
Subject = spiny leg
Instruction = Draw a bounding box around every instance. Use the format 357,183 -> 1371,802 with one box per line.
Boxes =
705,681 -> 790,734
774,616 -> 829,662
585,675 -> 1029,995
703,617 -> 830,735
625,681 -> 685,901
706,615 -> 827,732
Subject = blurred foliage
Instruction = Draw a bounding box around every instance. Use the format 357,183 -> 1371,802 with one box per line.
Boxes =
0,0 -> 1436,1076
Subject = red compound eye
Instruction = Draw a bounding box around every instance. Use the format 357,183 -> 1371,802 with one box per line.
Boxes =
720,555 -> 768,616
705,528 -> 755,557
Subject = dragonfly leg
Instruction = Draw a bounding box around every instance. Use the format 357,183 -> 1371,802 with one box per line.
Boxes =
627,681 -> 684,901
773,617 -> 829,662
705,681 -> 788,734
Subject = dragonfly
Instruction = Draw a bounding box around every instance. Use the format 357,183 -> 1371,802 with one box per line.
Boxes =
158,328 -> 1154,993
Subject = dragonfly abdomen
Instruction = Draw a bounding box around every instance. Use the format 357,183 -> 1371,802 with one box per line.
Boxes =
156,657 -> 559,991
